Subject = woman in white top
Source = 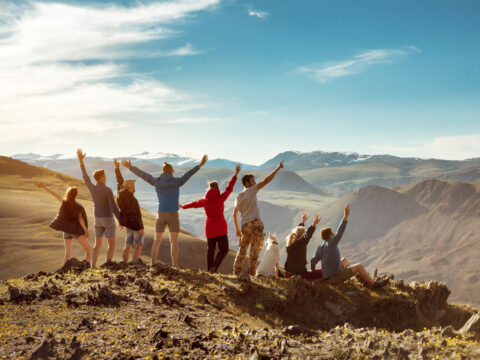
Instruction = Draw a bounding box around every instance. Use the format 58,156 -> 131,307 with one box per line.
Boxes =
256,233 -> 280,277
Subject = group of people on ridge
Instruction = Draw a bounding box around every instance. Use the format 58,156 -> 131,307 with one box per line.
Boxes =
35,149 -> 388,288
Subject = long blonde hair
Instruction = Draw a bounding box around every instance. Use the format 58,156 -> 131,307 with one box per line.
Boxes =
286,226 -> 306,247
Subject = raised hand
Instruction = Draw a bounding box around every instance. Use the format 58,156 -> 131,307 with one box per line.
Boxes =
121,160 -> 132,169
301,211 -> 308,223
34,183 -> 43,189
76,149 -> 86,162
179,204 -> 184,209
277,161 -> 284,169
344,204 -> 350,219
199,154 -> 208,168
235,164 -> 241,176
313,215 -> 321,226
114,158 -> 120,169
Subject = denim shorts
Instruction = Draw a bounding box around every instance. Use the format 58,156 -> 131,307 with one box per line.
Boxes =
126,229 -> 144,246
94,216 -> 116,238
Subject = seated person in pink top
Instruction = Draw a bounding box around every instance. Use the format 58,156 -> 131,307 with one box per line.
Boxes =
180,164 -> 241,273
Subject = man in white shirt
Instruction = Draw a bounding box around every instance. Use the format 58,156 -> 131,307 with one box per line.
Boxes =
233,161 -> 284,275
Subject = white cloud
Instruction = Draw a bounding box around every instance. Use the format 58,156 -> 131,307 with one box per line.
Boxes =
370,134 -> 480,160
299,47 -> 418,83
0,0 -> 219,144
150,42 -> 204,57
248,9 -> 269,19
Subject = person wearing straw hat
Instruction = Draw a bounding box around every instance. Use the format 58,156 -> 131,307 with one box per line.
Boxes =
114,159 -> 144,263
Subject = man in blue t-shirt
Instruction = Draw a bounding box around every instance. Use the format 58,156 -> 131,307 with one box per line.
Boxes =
311,204 -> 389,288
122,155 -> 208,266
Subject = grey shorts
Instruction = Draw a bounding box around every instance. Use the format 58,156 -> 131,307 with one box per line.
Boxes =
94,216 -> 116,238
156,211 -> 180,233
126,229 -> 144,246
327,267 -> 354,285
63,232 -> 75,239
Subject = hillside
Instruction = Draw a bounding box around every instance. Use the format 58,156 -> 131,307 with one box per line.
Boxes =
1,260 -> 479,359
307,179 -> 480,307
0,157 -> 238,279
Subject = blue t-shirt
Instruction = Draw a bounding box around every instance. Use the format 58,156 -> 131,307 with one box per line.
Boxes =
130,165 -> 199,213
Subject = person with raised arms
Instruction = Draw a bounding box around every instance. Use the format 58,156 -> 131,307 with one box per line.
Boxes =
310,204 -> 389,288
76,149 -> 120,267
122,155 -> 208,266
233,161 -> 284,276
34,183 -> 91,266
180,164 -> 241,273
114,159 -> 144,263
284,212 -> 323,280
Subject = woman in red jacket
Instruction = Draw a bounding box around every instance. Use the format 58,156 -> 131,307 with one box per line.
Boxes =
180,164 -> 241,273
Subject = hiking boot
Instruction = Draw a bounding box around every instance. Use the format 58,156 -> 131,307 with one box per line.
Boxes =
373,279 -> 389,289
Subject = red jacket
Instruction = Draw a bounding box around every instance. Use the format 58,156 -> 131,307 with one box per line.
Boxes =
182,175 -> 237,238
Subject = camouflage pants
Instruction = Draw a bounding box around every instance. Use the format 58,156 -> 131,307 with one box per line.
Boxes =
233,219 -> 265,276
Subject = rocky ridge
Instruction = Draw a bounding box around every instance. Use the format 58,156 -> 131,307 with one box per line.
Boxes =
0,258 -> 479,360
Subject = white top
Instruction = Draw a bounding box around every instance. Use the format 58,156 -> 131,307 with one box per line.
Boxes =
235,184 -> 261,225
256,241 -> 280,277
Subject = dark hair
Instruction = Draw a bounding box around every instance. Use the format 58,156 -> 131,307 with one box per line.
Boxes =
321,227 -> 333,241
209,181 -> 218,189
93,169 -> 105,182
242,174 -> 254,187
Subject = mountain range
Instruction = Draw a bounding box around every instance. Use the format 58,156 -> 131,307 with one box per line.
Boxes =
13,150 -> 480,195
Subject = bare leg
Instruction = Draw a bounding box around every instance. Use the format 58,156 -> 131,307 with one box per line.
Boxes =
341,257 -> 351,269
76,236 -> 92,265
92,237 -> 103,267
133,245 -> 142,260
64,238 -> 73,264
169,232 -> 179,267
350,264 -> 375,286
151,232 -> 164,265
122,244 -> 132,263
106,237 -> 116,262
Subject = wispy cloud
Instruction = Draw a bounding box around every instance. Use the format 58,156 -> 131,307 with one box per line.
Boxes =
151,43 -> 205,57
248,9 -> 269,19
299,47 -> 420,83
370,134 -> 480,160
0,0 -> 220,143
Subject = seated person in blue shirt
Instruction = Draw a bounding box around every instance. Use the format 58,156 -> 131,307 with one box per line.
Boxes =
310,204 -> 389,289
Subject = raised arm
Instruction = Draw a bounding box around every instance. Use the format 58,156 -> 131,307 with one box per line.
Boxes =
257,161 -> 284,191
178,154 -> 208,187
330,204 -> 350,248
233,207 -> 241,237
180,198 -> 207,210
76,149 -> 94,191
122,160 -> 158,187
34,183 -> 63,203
114,159 -> 124,191
220,164 -> 240,202
300,214 -> 321,245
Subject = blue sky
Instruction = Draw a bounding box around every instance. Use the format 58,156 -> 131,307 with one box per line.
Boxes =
1,0 -> 479,164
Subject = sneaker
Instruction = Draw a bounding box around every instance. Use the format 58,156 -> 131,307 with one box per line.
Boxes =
373,279 -> 389,289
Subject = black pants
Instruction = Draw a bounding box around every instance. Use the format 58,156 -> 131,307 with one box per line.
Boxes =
207,234 -> 229,273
